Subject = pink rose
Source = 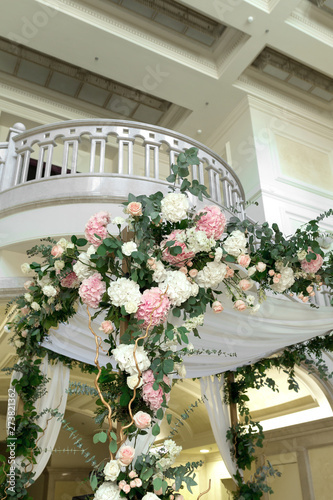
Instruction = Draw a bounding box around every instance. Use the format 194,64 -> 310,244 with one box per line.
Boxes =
24,280 -> 34,290
306,285 -> 313,293
175,496 -> 185,500
226,266 -> 234,278
237,254 -> 251,268
273,276 -> 280,284
21,306 -> 30,315
118,480 -> 126,490
130,481 -> 136,488
256,262 -> 266,272
134,478 -> 142,487
212,300 -> 223,313
61,272 -> 80,288
234,299 -> 247,311
161,230 -> 195,267
179,266 -> 188,274
147,257 -> 156,269
51,245 -> 64,258
21,330 -> 28,338
123,484 -> 131,494
79,273 -> 106,309
196,206 -> 226,239
189,269 -> 198,278
99,320 -> 114,334
128,471 -> 138,479
302,296 -> 309,302
154,488 -> 163,495
136,288 -> 170,329
239,279 -> 252,291
133,411 -> 151,430
118,445 -> 135,466
126,202 -> 142,216
268,269 -> 275,276
301,248 -> 324,274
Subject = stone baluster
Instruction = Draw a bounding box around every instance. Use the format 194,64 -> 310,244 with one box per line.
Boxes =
144,137 -> 160,179
14,146 -> 34,185
35,139 -> 56,180
0,123 -> 26,190
90,135 -> 107,173
62,135 -> 80,175
117,137 -> 134,175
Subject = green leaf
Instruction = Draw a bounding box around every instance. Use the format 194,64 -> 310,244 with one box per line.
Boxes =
166,173 -> 177,183
97,245 -> 107,256
162,358 -> 174,374
166,413 -> 172,425
76,238 -> 88,246
90,474 -> 98,491
152,423 -> 160,436
109,439 -> 117,454
156,408 -> 164,420
153,477 -> 162,491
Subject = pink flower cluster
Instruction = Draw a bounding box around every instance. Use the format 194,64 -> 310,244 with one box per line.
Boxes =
161,230 -> 195,267
196,206 -> 226,240
119,471 -> 142,495
61,272 -> 80,288
136,287 -> 171,328
300,248 -> 324,274
141,369 -> 171,411
79,273 -> 106,309
84,211 -> 111,247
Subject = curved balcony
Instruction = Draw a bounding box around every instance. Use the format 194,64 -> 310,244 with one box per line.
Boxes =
0,120 -> 245,247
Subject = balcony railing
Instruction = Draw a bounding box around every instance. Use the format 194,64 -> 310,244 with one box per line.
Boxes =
0,120 -> 245,218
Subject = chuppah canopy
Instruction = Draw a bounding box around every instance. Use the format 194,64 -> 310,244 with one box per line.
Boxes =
42,294 -> 333,378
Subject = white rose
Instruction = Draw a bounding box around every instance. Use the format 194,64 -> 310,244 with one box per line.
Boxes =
24,293 -> 33,302
161,192 -> 189,223
127,374 -> 143,390
14,339 -> 24,348
122,241 -> 138,256
251,304 -> 261,314
159,271 -> 193,306
31,302 -> 41,311
256,262 -> 266,272
124,301 -> 139,314
42,285 -> 57,297
112,217 -> 125,225
57,238 -> 69,249
103,460 -> 120,481
66,242 -> 75,249
297,250 -> 307,261
270,265 -> 295,293
112,344 -> 150,376
21,263 -> 31,274
108,278 -> 142,308
196,261 -> 227,289
223,230 -> 247,257
175,362 -> 186,378
247,266 -> 256,277
94,481 -> 123,500
54,260 -> 65,270
187,342 -> 194,352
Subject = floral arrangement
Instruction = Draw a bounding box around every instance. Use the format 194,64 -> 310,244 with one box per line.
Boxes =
1,148 -> 332,500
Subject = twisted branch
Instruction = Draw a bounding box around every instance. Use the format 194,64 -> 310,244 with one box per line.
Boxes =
197,479 -> 211,499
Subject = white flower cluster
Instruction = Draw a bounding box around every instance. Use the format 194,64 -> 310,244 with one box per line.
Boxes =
73,245 -> 96,280
196,261 -> 227,289
42,285 -> 57,298
186,227 -> 216,254
159,271 -> 194,306
155,439 -> 182,471
122,241 -> 138,256
181,314 -> 204,331
112,344 -> 150,376
152,261 -> 167,283
107,278 -> 142,313
93,481 -> 122,500
223,230 -> 247,257
161,192 -> 189,223
142,494 -> 159,500
270,265 -> 295,293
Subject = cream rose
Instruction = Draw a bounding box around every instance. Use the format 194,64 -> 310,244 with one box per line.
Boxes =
133,411 -> 152,430
223,230 -> 247,257
103,460 -> 120,481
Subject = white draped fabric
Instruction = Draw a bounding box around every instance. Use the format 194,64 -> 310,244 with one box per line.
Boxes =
6,355 -> 70,482
200,375 -> 238,479
43,296 -> 333,378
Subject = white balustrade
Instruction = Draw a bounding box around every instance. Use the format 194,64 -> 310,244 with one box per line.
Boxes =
0,120 -> 245,216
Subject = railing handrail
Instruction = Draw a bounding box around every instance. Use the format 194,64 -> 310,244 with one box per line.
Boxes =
11,119 -> 246,201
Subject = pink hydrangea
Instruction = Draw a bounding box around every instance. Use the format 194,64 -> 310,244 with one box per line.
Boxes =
300,248 -> 324,274
61,272 -> 80,288
196,206 -> 226,240
141,370 -> 171,411
79,273 -> 106,309
161,230 -> 195,267
84,211 -> 111,247
135,288 -> 170,328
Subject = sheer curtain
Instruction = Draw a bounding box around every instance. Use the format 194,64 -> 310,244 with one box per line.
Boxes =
6,354 -> 70,482
200,375 -> 238,480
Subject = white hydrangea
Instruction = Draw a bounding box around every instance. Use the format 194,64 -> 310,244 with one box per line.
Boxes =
164,439 -> 182,457
31,302 -> 41,311
270,265 -> 295,293
142,493 -> 160,500
108,278 -> 142,310
152,261 -> 167,283
122,241 -> 138,256
214,247 -> 223,262
42,285 -> 57,297
112,344 -> 150,376
196,261 -> 227,289
161,192 -> 189,223
190,282 -> 199,297
174,362 -> 186,378
94,481 -> 123,500
186,228 -> 216,253
37,275 -> 52,288
156,456 -> 175,471
160,271 -> 193,306
160,336 -> 179,352
223,230 -> 247,257
103,460 -> 121,481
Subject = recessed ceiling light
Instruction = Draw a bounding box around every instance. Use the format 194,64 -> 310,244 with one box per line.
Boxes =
200,449 -> 210,453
